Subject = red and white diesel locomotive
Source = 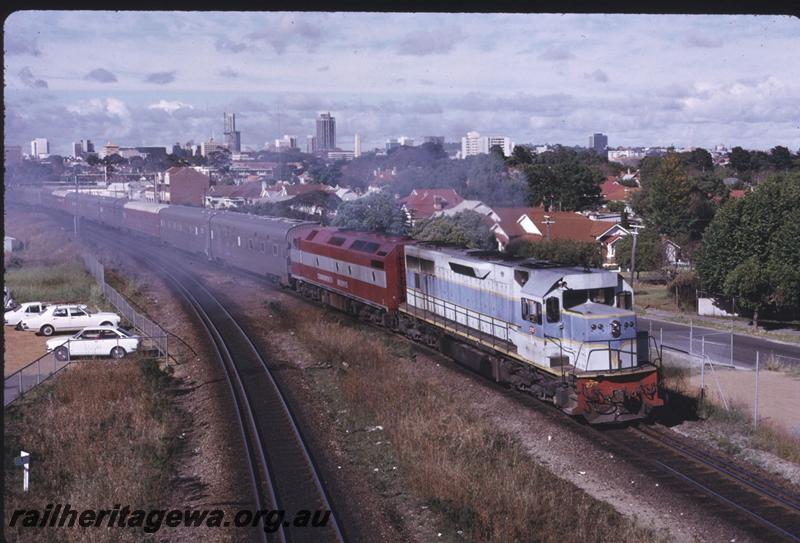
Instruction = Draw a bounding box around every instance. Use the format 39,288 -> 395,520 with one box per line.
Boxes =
11,186 -> 664,423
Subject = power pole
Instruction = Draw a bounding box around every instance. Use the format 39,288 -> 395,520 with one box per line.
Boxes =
629,223 -> 644,291
542,215 -> 554,241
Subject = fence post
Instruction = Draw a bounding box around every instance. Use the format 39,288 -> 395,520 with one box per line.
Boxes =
660,327 -> 663,348
701,335 -> 705,359
730,332 -> 734,367
754,352 -> 760,430
18,372 -> 22,395
700,354 -> 705,396
689,319 -> 693,355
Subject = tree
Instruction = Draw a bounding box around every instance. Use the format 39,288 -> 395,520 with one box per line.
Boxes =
505,238 -> 604,268
642,151 -> 692,239
688,147 -> 714,172
728,146 -> 751,173
411,211 -> 496,250
695,172 -> 800,326
613,228 -> 664,274
524,159 -> 602,211
332,192 -> 409,236
508,145 -> 534,166
770,146 -> 792,171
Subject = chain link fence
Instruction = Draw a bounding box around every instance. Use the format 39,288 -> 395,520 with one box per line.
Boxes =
4,254 -> 170,407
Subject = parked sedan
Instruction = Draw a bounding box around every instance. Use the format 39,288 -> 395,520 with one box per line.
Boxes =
20,304 -> 121,336
5,302 -> 50,328
46,326 -> 141,360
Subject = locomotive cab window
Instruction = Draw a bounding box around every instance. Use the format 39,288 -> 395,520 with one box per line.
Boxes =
272,245 -> 278,256
545,297 -> 560,323
616,291 -> 632,310
521,298 -> 542,324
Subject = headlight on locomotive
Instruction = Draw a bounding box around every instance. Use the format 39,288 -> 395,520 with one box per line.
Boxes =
610,320 -> 621,338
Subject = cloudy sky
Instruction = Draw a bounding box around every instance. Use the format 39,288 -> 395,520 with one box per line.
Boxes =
5,11 -> 799,156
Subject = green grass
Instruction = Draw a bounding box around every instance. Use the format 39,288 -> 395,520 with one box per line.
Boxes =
4,263 -> 100,306
635,283 -> 680,312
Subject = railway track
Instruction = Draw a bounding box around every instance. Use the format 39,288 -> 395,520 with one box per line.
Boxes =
601,424 -> 800,542
74,215 -> 800,543
83,228 -> 345,543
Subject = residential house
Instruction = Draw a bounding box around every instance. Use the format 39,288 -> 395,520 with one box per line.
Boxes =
169,167 -> 211,207
431,199 -> 500,222
400,188 -> 465,225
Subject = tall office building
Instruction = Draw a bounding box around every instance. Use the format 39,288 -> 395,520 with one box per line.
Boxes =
72,142 -> 83,158
224,112 -> 242,153
275,135 -> 298,151
306,135 -> 317,154
354,133 -> 361,158
589,133 -> 608,154
315,112 -> 336,152
82,139 -> 95,154
30,138 -> 49,159
398,136 -> 415,147
460,131 -> 513,158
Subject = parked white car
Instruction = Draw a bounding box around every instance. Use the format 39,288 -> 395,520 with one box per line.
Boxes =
46,326 -> 141,360
5,302 -> 50,328
20,304 -> 122,336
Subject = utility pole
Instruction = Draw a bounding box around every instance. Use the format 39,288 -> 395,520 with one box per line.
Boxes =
543,215 -> 554,241
74,174 -> 79,239
629,223 -> 644,291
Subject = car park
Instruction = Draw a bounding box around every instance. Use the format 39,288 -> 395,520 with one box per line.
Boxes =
5,302 -> 50,328
20,304 -> 122,336
46,326 -> 141,360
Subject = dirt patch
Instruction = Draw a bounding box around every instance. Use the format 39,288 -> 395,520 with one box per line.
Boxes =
3,328 -> 51,376
688,368 -> 800,434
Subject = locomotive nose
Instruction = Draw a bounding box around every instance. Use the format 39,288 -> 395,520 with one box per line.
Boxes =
610,320 -> 621,338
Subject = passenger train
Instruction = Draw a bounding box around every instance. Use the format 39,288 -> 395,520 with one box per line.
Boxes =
10,186 -> 664,423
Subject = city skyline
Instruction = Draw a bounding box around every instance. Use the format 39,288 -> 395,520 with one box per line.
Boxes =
4,11 -> 799,156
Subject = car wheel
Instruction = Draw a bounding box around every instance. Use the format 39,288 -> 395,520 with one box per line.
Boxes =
40,324 -> 55,336
110,346 -> 127,359
100,321 -> 112,326
54,346 -> 70,362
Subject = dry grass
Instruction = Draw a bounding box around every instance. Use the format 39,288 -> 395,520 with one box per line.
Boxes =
294,312 -> 660,542
3,357 -> 181,542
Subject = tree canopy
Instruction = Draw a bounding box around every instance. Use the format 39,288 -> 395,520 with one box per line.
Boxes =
505,238 -> 604,268
411,211 -> 496,250
332,192 -> 410,236
695,172 -> 800,325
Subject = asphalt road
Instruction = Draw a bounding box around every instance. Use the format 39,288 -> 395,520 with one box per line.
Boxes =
639,316 -> 800,369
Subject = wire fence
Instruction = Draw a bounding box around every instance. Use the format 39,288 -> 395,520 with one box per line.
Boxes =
4,253 -> 170,407
82,253 -> 169,359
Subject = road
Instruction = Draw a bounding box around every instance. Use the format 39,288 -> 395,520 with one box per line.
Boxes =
639,316 -> 800,369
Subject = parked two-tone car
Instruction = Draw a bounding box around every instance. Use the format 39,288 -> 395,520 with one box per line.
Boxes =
46,326 -> 141,360
20,304 -> 121,336
5,302 -> 50,328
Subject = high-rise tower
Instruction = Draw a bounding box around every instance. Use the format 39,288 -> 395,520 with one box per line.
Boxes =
224,112 -> 242,153
315,112 -> 336,152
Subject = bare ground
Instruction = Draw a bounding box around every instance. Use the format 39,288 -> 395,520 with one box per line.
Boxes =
3,328 -> 50,375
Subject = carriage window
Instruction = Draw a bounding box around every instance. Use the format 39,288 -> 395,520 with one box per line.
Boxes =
306,230 -> 319,241
248,239 -> 253,250
237,236 -> 241,247
370,260 -> 384,269
211,229 -> 214,239
590,287 -> 615,305
195,226 -> 199,235
521,298 -> 542,324
546,297 -> 560,323
328,236 -> 346,246
616,291 -> 632,310
272,245 -> 278,256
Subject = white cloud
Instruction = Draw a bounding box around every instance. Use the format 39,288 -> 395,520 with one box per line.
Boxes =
148,100 -> 194,113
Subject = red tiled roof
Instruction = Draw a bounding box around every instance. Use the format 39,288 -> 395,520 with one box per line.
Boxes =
284,183 -> 335,196
400,188 -> 464,219
209,180 -> 263,199
491,207 -> 601,244
600,179 -> 639,202
729,189 -> 746,199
